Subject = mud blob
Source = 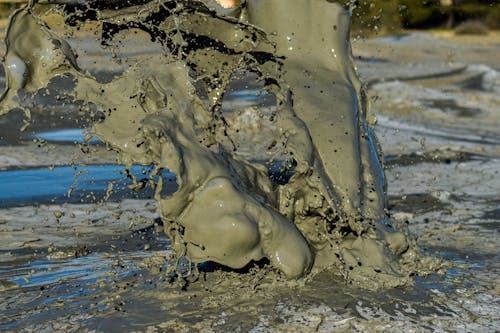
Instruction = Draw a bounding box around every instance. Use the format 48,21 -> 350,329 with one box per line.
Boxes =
0,0 -> 413,284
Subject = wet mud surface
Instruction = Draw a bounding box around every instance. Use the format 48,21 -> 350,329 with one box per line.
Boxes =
1,1 -> 415,283
0,7 -> 499,333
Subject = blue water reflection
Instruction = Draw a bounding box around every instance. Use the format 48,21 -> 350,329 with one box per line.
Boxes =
5,250 -> 170,288
0,165 -> 176,207
32,128 -> 101,144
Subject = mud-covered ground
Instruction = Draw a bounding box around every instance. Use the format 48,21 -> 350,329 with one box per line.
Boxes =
0,29 -> 499,331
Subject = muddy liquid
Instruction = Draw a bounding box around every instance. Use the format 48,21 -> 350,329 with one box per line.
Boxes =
2,2 -> 500,332
0,0 -> 422,286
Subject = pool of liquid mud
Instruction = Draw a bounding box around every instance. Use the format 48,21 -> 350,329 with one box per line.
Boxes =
0,5 -> 499,330
0,241 -> 490,332
1,90 -> 498,332
0,128 -> 497,331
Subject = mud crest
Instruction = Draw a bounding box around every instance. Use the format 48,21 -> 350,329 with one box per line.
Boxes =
0,0 -> 424,286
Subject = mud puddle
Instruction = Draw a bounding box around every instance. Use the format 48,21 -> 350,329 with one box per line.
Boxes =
0,145 -> 498,332
0,240 -> 492,332
0,8 -> 499,330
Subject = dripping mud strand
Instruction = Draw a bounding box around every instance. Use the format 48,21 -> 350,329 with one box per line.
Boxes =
0,0 -> 430,287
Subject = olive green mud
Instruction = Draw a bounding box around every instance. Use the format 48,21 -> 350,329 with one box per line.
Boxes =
0,0 -> 424,286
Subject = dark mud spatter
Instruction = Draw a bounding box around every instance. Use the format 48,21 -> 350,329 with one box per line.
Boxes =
0,0 -> 427,287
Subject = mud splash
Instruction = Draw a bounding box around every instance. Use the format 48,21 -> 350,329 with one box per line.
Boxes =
0,0 -> 420,285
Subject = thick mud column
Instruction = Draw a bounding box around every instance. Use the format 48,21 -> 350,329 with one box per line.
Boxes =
245,0 -> 385,223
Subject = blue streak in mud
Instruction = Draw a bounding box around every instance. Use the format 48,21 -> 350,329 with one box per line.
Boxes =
32,128 -> 101,144
0,165 -> 175,207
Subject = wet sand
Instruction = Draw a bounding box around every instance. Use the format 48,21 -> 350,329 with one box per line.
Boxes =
0,24 -> 499,333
